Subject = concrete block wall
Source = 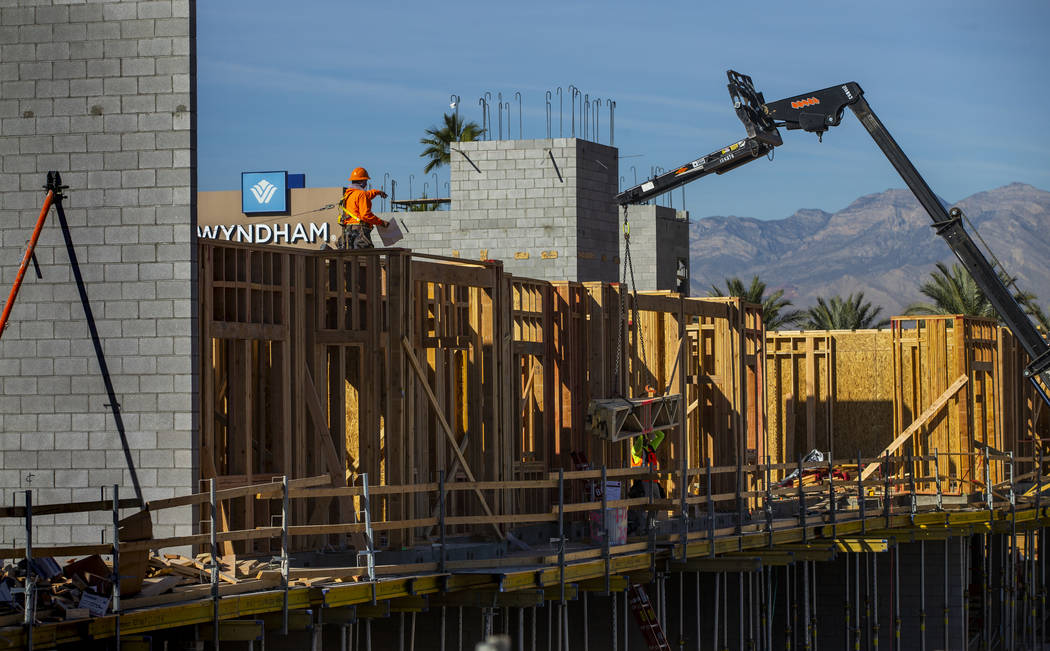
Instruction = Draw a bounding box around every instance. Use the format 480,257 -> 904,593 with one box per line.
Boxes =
398,138 -> 618,283
619,204 -> 690,293
0,0 -> 195,544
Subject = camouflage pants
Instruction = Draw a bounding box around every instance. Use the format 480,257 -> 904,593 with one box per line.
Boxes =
338,224 -> 374,250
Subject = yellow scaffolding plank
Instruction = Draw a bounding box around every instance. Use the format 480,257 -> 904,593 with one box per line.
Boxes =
199,619 -> 265,641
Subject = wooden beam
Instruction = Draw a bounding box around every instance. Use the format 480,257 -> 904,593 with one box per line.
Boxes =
860,375 -> 969,480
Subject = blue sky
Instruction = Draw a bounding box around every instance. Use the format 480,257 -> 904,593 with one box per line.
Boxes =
197,1 -> 1050,220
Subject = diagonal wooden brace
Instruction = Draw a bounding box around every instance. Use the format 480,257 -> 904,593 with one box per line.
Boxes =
401,337 -> 504,540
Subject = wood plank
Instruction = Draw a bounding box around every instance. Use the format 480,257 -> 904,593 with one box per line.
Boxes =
411,260 -> 494,288
860,375 -> 969,480
208,321 -> 287,341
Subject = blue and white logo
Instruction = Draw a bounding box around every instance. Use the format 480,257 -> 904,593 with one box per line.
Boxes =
242,171 -> 288,214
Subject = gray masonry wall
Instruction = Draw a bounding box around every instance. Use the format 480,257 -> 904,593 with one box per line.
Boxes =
618,204 -> 690,293
397,138 -> 619,283
0,0 -> 195,544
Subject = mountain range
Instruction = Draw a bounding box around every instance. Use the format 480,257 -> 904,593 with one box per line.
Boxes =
688,183 -> 1050,318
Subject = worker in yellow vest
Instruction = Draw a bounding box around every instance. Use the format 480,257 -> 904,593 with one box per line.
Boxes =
339,167 -> 388,249
627,431 -> 665,535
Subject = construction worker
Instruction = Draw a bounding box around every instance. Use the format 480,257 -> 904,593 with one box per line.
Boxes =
627,431 -> 665,534
338,167 -> 388,249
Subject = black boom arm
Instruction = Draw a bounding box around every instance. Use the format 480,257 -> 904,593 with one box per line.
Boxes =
618,70 -> 1050,401
753,71 -> 1050,400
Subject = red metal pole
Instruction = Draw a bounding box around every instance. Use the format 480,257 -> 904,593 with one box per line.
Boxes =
0,190 -> 54,339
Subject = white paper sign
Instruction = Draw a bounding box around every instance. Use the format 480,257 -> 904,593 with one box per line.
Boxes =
377,218 -> 405,247
78,591 -> 111,617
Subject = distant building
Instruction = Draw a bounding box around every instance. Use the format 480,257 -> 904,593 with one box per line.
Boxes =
197,138 -> 689,292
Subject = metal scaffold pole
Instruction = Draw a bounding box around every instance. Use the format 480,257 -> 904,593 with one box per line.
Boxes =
871,554 -> 879,651
919,540 -> 926,651
112,484 -> 122,651
893,544 -> 901,650
210,479 -> 219,651
943,537 -> 949,651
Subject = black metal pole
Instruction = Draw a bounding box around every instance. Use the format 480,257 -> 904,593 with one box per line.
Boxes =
51,182 -> 144,506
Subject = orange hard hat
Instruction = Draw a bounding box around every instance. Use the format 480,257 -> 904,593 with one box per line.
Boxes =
349,167 -> 370,182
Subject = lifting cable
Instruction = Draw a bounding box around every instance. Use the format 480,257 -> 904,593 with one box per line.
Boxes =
614,205 -> 649,397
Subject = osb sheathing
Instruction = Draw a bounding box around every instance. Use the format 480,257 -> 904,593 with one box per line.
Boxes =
765,329 -> 893,466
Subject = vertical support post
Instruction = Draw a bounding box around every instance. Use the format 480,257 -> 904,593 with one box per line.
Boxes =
854,554 -> 860,651
23,490 -> 32,651
765,456 -> 774,546
908,449 -> 917,521
611,592 -> 617,651
1009,452 -> 1017,651
695,572 -> 701,651
714,572 -> 721,651
943,537 -> 949,651
210,479 -> 220,651
281,475 -> 290,635
933,449 -> 942,512
362,473 -> 376,584
601,465 -> 611,594
758,568 -> 766,651
845,552 -> 851,650
919,540 -> 926,651
857,450 -> 865,535
1041,527 -> 1046,651
961,536 -> 969,651
558,468 -> 565,606
828,454 -> 836,538
872,554 -> 879,651
983,535 -> 991,651
438,470 -> 446,574
984,446 -> 993,511
894,543 -> 901,651
112,484 -> 122,649
802,562 -> 810,651
785,566 -> 792,651
883,451 -> 891,529
738,572 -> 744,651
706,458 -> 715,556
625,583 -> 630,651
797,455 -> 806,541
584,591 -> 590,650
736,456 -> 744,537
811,561 -> 819,650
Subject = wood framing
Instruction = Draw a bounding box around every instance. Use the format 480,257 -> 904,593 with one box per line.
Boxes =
199,241 -> 766,551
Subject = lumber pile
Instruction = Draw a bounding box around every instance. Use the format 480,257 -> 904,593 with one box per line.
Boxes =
0,551 -> 281,624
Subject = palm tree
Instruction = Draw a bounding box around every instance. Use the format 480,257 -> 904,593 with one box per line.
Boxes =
803,292 -> 890,330
709,275 -> 803,330
904,262 -> 1034,322
419,113 -> 485,173
1025,300 -> 1050,336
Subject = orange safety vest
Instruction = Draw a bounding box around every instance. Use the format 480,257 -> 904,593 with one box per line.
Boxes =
340,187 -> 383,227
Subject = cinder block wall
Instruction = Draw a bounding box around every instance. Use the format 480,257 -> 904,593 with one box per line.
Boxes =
618,204 -> 690,293
0,1 -> 195,543
398,138 -> 618,282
